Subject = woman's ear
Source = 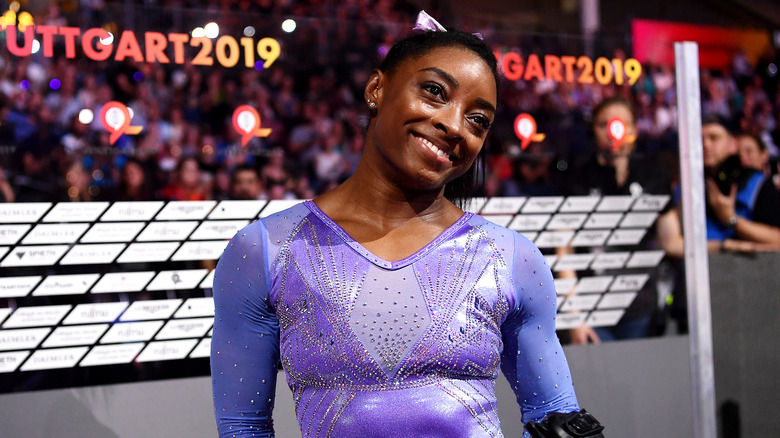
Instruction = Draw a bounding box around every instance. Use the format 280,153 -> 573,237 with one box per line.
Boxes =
364,69 -> 384,111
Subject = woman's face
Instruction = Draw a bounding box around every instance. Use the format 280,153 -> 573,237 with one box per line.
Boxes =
738,135 -> 767,171
366,46 -> 496,193
593,103 -> 636,154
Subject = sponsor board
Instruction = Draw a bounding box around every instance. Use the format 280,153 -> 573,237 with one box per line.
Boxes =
0,351 -> 31,373
79,343 -> 146,366
0,276 -> 42,298
62,302 -> 129,325
545,214 -> 588,230
583,213 -> 623,229
0,203 -> 51,223
21,223 -> 90,244
79,222 -> 146,243
59,243 -> 126,265
90,271 -> 155,294
586,309 -> 626,327
597,292 -> 638,309
190,221 -> 249,240
553,254 -> 595,272
208,200 -> 267,219
170,240 -> 228,261
619,212 -> 658,229
590,252 -> 631,270
0,328 -> 51,351
189,338 -> 211,358
559,196 -> 600,213
100,201 -> 164,221
554,312 -> 588,330
553,278 -> 577,295
116,242 -> 180,263
595,196 -> 633,212
607,229 -> 647,246
32,273 -> 100,296
1,245 -> 69,267
42,202 -> 109,222
480,197 -> 526,214
145,270 -> 209,291
560,294 -> 601,312
0,225 -> 31,244
20,346 -> 89,371
100,321 -> 164,343
154,201 -> 216,220
119,299 -> 183,321
573,276 -> 614,294
609,274 -> 650,292
626,250 -> 666,268
135,339 -> 198,362
631,194 -> 670,211
259,200 -> 303,218
2,305 -> 72,328
199,270 -> 215,289
174,297 -> 215,318
508,214 -> 550,231
42,324 -> 110,347
136,221 -> 198,242
521,197 -> 564,213
533,231 -> 575,248
155,318 -> 213,340
570,230 -> 611,247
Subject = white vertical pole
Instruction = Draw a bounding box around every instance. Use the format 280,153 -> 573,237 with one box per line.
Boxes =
674,41 -> 717,438
580,0 -> 599,58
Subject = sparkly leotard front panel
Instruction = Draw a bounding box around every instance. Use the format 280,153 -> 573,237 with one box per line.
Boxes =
211,202 -> 579,438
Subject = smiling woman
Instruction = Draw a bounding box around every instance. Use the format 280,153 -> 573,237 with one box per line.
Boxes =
210,12 -> 602,438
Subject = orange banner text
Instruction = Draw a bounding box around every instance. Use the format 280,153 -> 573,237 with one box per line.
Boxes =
496,52 -> 643,86
2,25 -> 281,69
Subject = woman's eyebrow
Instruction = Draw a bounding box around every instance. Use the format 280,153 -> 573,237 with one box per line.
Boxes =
419,67 -> 458,88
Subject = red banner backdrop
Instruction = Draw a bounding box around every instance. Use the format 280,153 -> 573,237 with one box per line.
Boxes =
632,18 -> 770,70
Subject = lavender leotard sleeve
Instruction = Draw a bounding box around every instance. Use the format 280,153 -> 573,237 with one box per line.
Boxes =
211,220 -> 280,436
500,232 -> 580,425
212,203 -> 579,438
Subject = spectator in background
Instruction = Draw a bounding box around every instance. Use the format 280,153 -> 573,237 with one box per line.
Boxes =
737,133 -> 770,175
160,156 -> 208,201
563,96 -> 673,344
660,115 -> 780,255
100,157 -> 154,201
702,116 -> 780,249
230,165 -> 265,200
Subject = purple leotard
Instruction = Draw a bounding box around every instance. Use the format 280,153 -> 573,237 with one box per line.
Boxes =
211,201 -> 579,437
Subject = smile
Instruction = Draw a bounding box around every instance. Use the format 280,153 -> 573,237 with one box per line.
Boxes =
414,135 -> 452,161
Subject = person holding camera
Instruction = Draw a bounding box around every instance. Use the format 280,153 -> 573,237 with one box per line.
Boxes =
699,115 -> 780,251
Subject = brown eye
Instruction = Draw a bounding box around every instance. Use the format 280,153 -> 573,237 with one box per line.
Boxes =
423,83 -> 444,98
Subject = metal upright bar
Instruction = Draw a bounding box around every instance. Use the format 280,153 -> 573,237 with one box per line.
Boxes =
674,41 -> 717,438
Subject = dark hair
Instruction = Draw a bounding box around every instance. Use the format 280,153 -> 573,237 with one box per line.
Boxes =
701,114 -> 736,136
592,96 -> 636,125
380,30 -> 499,208
736,132 -> 767,152
231,164 -> 260,186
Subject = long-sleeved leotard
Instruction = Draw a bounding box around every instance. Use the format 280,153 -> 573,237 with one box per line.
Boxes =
211,201 -> 579,437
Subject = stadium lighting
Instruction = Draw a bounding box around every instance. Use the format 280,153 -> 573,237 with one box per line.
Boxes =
78,109 -> 94,125
204,22 -> 219,39
282,19 -> 296,33
192,27 -> 206,38
31,40 -> 40,54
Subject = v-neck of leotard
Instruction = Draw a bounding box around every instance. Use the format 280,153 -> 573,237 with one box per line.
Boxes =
304,199 -> 474,270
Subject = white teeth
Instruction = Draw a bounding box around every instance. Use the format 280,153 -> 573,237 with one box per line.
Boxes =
417,136 -> 449,159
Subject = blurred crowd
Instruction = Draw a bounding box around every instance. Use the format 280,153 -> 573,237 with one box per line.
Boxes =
0,0 -> 778,207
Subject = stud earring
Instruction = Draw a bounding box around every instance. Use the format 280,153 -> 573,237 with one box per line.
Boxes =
368,101 -> 376,108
